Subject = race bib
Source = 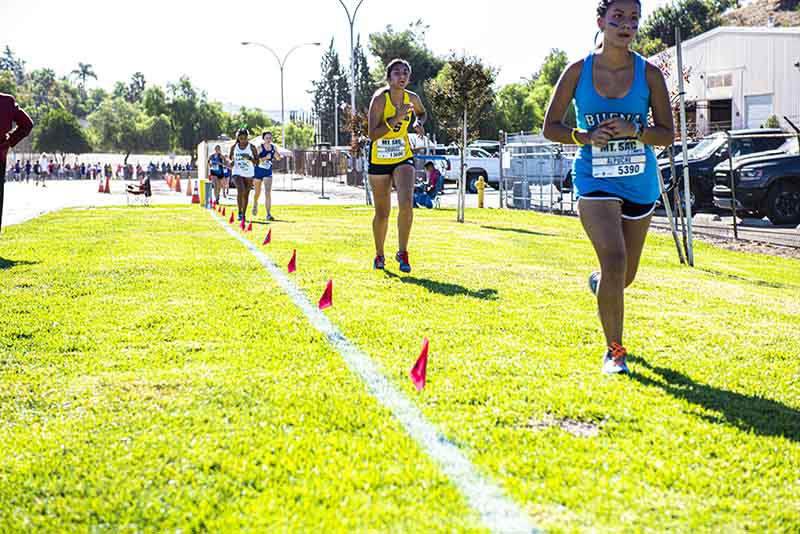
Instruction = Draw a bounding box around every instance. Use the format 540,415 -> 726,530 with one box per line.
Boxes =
259,160 -> 272,170
211,163 -> 221,172
376,138 -> 406,161
235,157 -> 250,172
592,139 -> 646,178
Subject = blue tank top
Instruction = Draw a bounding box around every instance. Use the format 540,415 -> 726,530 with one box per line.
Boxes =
258,144 -> 275,173
572,52 -> 659,204
209,153 -> 223,172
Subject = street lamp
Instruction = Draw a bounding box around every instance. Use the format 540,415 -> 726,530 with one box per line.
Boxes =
337,0 -> 365,125
241,41 -> 321,137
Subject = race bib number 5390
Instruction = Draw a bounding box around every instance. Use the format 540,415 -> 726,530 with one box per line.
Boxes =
592,139 -> 646,179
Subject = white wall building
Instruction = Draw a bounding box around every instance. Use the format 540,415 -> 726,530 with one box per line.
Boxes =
654,26 -> 800,136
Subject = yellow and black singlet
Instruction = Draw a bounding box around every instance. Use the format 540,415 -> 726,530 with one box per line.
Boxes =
369,90 -> 414,165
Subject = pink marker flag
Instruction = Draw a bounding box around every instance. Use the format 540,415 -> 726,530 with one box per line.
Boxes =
240,219 -> 246,231
318,279 -> 333,310
409,338 -> 429,391
287,250 -> 297,273
210,199 -> 215,209
246,222 -> 253,232
262,229 -> 272,245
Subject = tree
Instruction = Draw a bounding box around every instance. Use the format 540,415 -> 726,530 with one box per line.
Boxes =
70,62 -> 97,90
353,35 -> 376,113
196,101 -> 225,143
635,0 -> 740,55
311,39 -> 350,146
126,72 -> 147,103
89,97 -> 152,165
0,71 -> 16,96
142,85 -> 168,117
284,121 -> 315,149
495,83 -> 537,134
29,68 -> 57,106
0,46 -> 26,85
33,108 -> 92,158
225,106 -> 274,135
426,54 -> 496,145
167,76 -> 201,157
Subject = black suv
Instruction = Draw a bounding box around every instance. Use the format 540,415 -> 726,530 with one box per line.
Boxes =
660,129 -> 786,211
713,136 -> 800,225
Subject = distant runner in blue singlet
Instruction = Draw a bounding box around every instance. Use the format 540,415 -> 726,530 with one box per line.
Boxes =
208,145 -> 227,204
543,0 -> 674,374
252,131 -> 280,221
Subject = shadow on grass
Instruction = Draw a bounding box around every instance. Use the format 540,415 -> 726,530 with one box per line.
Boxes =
0,258 -> 38,270
384,271 -> 498,300
699,268 -> 799,291
481,225 -> 556,238
629,355 -> 800,442
251,219 -> 294,226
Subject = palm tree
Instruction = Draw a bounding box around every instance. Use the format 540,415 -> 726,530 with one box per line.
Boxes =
70,62 -> 97,89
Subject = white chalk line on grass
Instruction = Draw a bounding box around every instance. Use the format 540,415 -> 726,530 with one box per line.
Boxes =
211,213 -> 540,534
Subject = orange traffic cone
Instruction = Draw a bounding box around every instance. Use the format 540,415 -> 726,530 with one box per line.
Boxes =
166,175 -> 172,188
191,182 -> 200,204
98,177 -> 104,193
175,175 -> 182,193
104,176 -> 111,194
186,177 -> 193,197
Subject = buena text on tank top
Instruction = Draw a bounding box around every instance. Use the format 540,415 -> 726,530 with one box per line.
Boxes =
232,143 -> 255,178
369,90 -> 414,165
572,52 -> 659,204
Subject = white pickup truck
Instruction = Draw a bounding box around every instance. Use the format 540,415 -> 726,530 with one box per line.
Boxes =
432,145 -> 501,193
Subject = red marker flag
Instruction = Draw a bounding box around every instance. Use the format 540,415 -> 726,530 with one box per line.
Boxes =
262,229 -> 272,245
240,219 -> 246,231
228,212 -> 235,224
246,222 -> 253,232
318,279 -> 333,310
222,207 -> 226,216
409,338 -> 429,391
210,199 -> 215,209
287,250 -> 297,273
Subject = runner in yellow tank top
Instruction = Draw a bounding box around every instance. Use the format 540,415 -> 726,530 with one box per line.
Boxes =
367,58 -> 427,273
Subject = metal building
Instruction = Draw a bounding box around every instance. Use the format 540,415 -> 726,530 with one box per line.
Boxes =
654,26 -> 800,135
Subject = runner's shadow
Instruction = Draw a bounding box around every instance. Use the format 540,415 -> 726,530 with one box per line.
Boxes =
628,355 -> 800,442
481,225 -> 555,237
384,271 -> 498,300
698,268 -> 798,291
0,258 -> 38,270
251,219 -> 294,225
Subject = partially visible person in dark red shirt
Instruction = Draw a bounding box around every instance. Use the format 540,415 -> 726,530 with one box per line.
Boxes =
0,93 -> 34,232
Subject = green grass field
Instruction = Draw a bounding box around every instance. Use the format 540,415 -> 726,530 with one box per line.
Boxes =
1,205 -> 798,533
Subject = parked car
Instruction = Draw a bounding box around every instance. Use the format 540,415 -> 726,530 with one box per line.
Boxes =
432,144 -> 500,193
712,136 -> 800,225
506,142 -> 576,193
660,129 -> 786,212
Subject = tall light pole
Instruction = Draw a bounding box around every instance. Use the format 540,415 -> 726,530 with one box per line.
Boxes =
337,0 -> 365,124
241,41 -> 321,139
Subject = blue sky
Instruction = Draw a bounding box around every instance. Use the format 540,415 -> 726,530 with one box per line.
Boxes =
2,0 -> 671,112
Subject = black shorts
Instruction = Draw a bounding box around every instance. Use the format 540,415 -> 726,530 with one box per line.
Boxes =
210,171 -> 225,179
580,191 -> 657,220
368,158 -> 414,176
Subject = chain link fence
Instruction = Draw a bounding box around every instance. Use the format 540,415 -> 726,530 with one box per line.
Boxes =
501,142 -> 579,215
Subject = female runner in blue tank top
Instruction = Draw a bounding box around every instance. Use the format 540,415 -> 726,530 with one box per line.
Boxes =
252,131 -> 280,221
544,0 -> 674,374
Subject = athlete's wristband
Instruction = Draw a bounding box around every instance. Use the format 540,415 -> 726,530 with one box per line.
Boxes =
571,128 -> 586,147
